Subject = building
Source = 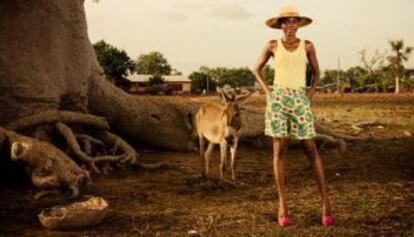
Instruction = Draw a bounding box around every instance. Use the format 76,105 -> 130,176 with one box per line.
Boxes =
127,74 -> 191,95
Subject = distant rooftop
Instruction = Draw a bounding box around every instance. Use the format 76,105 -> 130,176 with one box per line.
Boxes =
127,74 -> 191,83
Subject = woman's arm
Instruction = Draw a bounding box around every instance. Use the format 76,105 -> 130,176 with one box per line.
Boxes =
305,40 -> 320,100
253,41 -> 275,95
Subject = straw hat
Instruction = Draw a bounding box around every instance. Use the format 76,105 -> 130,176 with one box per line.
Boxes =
265,6 -> 312,29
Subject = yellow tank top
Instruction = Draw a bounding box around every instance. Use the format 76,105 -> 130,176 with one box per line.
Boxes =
273,39 -> 308,89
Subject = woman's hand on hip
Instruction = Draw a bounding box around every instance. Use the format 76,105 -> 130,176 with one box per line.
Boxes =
265,87 -> 272,97
306,89 -> 315,100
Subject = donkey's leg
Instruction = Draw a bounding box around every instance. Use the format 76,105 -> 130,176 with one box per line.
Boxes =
230,140 -> 238,181
199,136 -> 206,176
219,141 -> 227,180
204,142 -> 215,177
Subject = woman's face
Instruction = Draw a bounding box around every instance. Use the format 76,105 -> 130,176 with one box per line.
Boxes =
280,17 -> 300,37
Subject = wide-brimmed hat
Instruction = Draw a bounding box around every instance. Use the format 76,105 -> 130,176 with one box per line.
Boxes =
265,6 -> 312,29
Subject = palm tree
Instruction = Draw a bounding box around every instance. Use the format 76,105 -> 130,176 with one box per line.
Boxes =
387,40 -> 413,93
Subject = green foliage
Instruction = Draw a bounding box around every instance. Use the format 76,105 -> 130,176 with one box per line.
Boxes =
320,69 -> 341,86
171,69 -> 183,76
343,66 -> 369,88
263,64 -> 275,85
377,66 -> 395,90
189,72 -> 216,94
197,66 -> 255,88
92,40 -> 135,90
136,51 -> 172,76
321,40 -> 412,92
148,75 -> 165,86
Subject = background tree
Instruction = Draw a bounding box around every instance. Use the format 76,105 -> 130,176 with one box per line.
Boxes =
343,66 -> 369,89
92,40 -> 135,91
171,69 -> 183,76
359,49 -> 386,92
320,70 -> 341,86
148,75 -> 165,86
387,40 -> 413,93
197,66 -> 255,88
189,71 -> 216,94
263,64 -> 275,85
377,65 -> 395,92
147,75 -> 171,95
136,51 -> 172,76
402,69 -> 414,89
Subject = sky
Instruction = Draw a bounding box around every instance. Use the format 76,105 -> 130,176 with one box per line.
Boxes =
85,0 -> 414,74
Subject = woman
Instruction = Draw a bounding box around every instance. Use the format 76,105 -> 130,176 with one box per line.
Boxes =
253,6 -> 334,227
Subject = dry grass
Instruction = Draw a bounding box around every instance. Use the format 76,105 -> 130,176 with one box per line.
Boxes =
0,94 -> 413,236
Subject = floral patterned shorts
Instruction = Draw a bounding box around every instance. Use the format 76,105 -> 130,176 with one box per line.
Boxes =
265,84 -> 316,140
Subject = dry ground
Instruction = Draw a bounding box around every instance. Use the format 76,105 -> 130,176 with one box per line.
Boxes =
0,94 -> 413,237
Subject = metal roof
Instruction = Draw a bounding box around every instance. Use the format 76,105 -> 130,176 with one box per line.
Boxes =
127,74 -> 191,83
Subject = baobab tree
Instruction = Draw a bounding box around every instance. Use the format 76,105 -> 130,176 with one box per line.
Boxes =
0,0 -> 361,196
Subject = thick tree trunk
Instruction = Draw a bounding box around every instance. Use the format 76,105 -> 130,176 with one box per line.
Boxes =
87,63 -> 194,150
0,0 -> 90,124
0,0 -> 193,151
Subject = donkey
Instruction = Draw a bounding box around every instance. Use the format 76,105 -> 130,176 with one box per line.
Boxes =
195,88 -> 252,180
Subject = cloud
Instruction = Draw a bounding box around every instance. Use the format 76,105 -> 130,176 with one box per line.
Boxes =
206,5 -> 253,20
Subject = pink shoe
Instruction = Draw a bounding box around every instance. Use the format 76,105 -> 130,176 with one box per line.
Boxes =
322,215 -> 335,227
278,216 -> 291,227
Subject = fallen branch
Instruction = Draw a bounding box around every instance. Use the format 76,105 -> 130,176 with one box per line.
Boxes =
316,123 -> 371,141
315,134 -> 347,152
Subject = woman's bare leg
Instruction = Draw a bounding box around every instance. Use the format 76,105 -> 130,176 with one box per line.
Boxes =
273,138 -> 289,218
302,139 -> 332,216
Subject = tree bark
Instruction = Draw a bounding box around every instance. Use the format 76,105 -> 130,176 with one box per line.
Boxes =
0,0 -> 193,151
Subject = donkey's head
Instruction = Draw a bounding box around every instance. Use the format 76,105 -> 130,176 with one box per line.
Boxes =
217,88 -> 252,146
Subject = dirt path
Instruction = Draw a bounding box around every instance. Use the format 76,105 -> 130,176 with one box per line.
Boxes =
1,138 -> 413,236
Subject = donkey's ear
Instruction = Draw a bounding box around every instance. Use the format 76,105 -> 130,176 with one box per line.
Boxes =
217,87 -> 230,104
235,90 -> 254,104
185,112 -> 193,131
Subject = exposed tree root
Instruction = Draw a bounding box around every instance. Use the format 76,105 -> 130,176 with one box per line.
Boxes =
82,139 -> 93,156
0,108 -> 167,199
0,127 -> 91,198
5,110 -> 110,131
55,122 -> 101,174
94,155 -> 128,163
97,131 -> 139,165
76,134 -> 105,147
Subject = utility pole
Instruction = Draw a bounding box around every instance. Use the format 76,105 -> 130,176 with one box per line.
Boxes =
336,57 -> 341,94
206,74 -> 209,94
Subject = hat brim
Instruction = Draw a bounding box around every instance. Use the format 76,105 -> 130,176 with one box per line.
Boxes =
265,16 -> 312,29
